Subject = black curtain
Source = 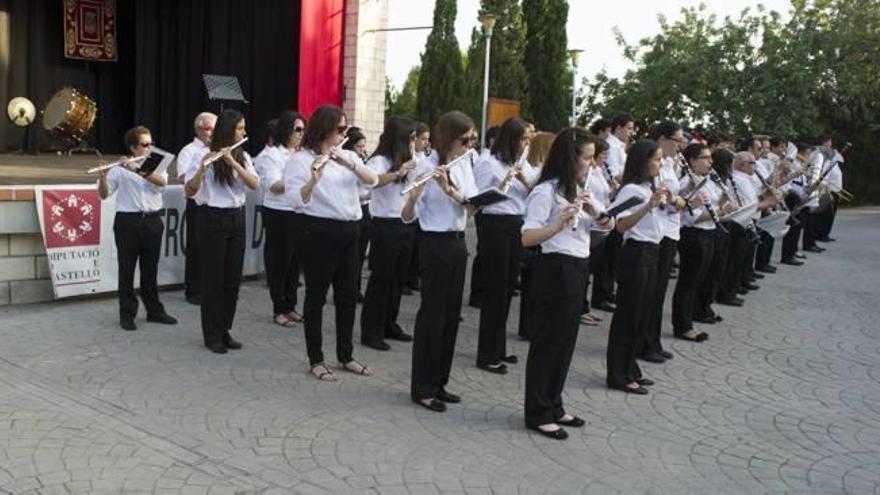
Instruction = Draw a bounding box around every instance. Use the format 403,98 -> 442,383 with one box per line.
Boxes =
3,0 -> 300,155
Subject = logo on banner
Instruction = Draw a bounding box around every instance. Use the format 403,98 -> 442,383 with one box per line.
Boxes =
41,189 -> 101,248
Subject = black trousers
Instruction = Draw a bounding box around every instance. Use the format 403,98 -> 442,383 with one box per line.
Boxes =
411,232 -> 467,401
114,212 -> 165,320
756,228 -> 775,269
782,210 -> 807,261
696,226 -> 729,317
643,236 -> 676,355
586,230 -> 610,313
262,206 -> 300,315
524,253 -> 588,427
183,199 -> 201,299
406,224 -> 421,289
357,204 -> 372,293
592,229 -> 620,306
818,193 -> 840,238
360,218 -> 416,343
742,235 -> 758,283
198,206 -> 246,347
721,224 -> 750,299
803,209 -> 822,249
298,215 -> 360,366
672,228 -> 715,334
468,212 -> 485,305
476,215 -> 522,366
518,246 -> 541,339
607,240 -> 658,388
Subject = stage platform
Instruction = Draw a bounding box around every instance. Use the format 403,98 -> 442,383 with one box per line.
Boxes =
0,152 -> 185,186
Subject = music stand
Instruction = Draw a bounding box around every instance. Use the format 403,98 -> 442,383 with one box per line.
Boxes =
202,74 -> 249,112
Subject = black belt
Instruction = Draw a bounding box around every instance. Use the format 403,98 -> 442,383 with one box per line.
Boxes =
542,252 -> 589,265
420,230 -> 465,239
117,211 -> 160,218
203,205 -> 244,213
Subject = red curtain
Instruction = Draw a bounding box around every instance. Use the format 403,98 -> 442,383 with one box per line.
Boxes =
298,0 -> 346,117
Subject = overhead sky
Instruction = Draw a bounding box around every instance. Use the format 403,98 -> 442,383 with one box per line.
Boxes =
385,0 -> 792,91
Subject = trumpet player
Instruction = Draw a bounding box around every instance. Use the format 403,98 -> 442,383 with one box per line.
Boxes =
780,143 -> 811,265
359,116 -> 419,352
98,125 -> 177,332
472,117 -> 538,374
522,129 -> 610,439
184,109 -> 258,354
284,105 -> 378,381
403,111 -> 479,413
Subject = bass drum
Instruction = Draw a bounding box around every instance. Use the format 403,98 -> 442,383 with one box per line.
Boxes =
42,87 -> 97,142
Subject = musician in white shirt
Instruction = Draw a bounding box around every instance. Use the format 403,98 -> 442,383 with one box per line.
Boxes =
259,111 -> 306,328
472,117 -> 539,374
582,140 -> 613,327
359,117 -> 419,352
184,109 -> 258,354
284,105 -> 378,381
176,112 -> 216,305
521,129 -> 611,440
604,113 -> 634,180
402,111 -> 478,413
606,140 -> 669,396
98,125 -> 177,331
405,121 -> 432,294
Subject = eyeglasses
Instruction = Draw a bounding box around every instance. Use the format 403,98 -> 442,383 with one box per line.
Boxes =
337,125 -> 348,134
138,142 -> 153,148
294,127 -> 305,133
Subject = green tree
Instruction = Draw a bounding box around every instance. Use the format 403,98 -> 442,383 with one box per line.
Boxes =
417,0 -> 464,126
523,0 -> 570,131
386,66 -> 420,118
462,0 -> 528,123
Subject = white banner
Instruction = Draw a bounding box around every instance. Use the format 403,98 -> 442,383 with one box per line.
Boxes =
35,184 -> 266,299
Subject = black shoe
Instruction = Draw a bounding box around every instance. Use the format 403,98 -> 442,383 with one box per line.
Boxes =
556,415 -> 585,427
756,265 -> 777,274
743,282 -> 760,291
658,350 -> 673,360
436,388 -> 461,404
693,314 -> 717,324
816,236 -> 835,242
528,425 -> 568,440
500,355 -> 518,364
185,294 -> 201,305
736,287 -> 748,295
805,245 -> 825,253
223,334 -> 243,350
609,384 -> 649,395
147,313 -> 178,325
362,339 -> 391,351
714,315 -> 724,322
120,317 -> 137,331
718,297 -> 744,307
781,258 -> 804,266
639,352 -> 666,363
752,272 -> 765,279
386,326 -> 413,342
795,252 -> 807,259
414,398 -> 446,412
636,378 -> 655,386
401,286 -> 413,296
477,362 -> 508,374
207,342 -> 228,354
593,301 -> 617,312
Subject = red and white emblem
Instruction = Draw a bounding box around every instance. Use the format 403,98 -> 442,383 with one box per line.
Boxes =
41,189 -> 101,248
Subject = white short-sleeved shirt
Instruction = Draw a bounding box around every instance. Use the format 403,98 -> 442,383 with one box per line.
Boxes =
102,165 -> 166,213
176,138 -> 208,182
824,151 -> 844,188
367,155 -> 408,218
731,170 -> 760,219
184,150 -> 256,208
258,146 -> 294,211
472,154 -> 540,216
612,183 -> 664,244
283,148 -> 377,221
657,156 -> 682,241
680,175 -> 719,230
588,167 -> 612,232
605,134 -> 627,177
409,150 -> 479,232
522,179 -> 593,259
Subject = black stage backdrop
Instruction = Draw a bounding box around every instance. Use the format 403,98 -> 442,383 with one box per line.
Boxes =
2,0 -> 300,156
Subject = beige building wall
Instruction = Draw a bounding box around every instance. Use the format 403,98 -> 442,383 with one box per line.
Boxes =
343,0 -> 389,150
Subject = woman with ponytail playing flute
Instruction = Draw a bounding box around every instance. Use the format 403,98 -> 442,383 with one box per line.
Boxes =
522,129 -> 612,440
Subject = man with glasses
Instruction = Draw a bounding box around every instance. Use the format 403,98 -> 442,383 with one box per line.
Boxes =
99,126 -> 177,331
176,112 -> 216,305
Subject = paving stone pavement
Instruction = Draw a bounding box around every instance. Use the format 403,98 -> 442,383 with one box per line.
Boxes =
1,208 -> 879,494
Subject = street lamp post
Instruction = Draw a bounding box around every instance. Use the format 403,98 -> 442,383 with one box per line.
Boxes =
479,14 -> 496,151
568,49 -> 584,127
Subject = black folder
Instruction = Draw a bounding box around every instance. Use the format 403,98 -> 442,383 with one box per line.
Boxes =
466,187 -> 511,208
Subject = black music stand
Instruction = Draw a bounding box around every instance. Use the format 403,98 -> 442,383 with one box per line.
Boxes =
202,74 -> 248,112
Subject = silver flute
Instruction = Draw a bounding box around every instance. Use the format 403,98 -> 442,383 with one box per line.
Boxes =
400,149 -> 477,195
